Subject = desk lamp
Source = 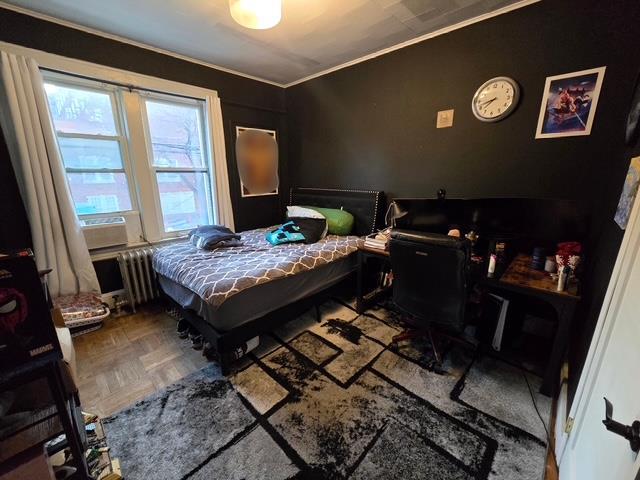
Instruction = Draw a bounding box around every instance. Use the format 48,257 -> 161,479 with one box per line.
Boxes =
385,201 -> 408,228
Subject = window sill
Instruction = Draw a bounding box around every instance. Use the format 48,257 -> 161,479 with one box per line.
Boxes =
89,235 -> 188,262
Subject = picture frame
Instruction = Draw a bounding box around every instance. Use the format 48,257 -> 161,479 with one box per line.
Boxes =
535,67 -> 606,139
235,126 -> 279,198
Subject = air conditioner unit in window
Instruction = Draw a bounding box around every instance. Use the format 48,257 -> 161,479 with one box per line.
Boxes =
81,216 -> 128,250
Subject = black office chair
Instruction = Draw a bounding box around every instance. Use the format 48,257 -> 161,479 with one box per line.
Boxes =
389,229 -> 478,367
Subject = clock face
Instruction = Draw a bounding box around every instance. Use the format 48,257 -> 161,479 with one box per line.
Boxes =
472,77 -> 520,122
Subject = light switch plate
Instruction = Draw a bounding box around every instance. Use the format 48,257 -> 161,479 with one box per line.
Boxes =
437,109 -> 454,128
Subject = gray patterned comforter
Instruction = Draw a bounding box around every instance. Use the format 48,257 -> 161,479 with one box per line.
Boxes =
153,227 -> 360,310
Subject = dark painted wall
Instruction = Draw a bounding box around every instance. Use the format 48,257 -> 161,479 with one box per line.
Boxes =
287,0 -> 640,403
0,6 -> 288,247
287,0 -> 638,201
0,131 -> 31,251
222,103 -> 289,232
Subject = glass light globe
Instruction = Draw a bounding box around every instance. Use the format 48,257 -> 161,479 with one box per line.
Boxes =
229,0 -> 282,30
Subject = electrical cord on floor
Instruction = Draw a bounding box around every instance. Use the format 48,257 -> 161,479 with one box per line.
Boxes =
523,371 -> 558,470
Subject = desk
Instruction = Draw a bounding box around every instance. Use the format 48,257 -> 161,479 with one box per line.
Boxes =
479,254 -> 580,396
356,246 -> 391,313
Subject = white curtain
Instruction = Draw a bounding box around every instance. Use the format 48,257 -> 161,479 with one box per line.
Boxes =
0,51 -> 100,297
206,95 -> 235,231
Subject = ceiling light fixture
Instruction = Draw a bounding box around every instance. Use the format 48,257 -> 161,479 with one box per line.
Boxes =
229,0 -> 282,30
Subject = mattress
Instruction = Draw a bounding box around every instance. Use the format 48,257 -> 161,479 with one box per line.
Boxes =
153,227 -> 360,331
158,256 -> 355,331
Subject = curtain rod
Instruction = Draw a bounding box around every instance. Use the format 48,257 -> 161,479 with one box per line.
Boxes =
40,67 -> 204,102
41,67 -> 287,114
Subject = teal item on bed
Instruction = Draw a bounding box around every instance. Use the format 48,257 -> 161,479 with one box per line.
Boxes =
266,221 -> 306,245
304,206 -> 354,235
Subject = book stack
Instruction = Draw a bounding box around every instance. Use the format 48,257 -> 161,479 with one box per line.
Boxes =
363,229 -> 390,251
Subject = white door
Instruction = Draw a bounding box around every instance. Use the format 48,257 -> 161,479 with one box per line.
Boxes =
559,187 -> 640,479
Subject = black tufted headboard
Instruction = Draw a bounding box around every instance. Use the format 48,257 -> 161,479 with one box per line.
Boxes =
289,187 -> 386,236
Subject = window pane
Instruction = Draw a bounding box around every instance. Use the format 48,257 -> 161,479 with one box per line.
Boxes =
44,83 -> 117,135
145,100 -> 205,168
66,172 -> 132,215
58,137 -> 124,170
157,172 -> 210,232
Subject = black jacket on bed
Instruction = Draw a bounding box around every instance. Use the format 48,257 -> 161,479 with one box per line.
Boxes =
189,225 -> 241,250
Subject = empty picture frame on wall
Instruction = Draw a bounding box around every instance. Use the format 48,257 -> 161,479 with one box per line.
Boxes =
235,126 -> 279,197
535,67 -> 606,139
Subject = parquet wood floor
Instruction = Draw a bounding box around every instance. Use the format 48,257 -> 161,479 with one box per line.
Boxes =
72,304 -> 208,418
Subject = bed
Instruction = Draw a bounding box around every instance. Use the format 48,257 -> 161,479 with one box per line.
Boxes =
153,187 -> 385,374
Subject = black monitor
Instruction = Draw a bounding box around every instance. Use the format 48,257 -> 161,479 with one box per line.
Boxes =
392,197 -> 590,253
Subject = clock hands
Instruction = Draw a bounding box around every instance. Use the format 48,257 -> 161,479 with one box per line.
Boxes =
478,97 -> 498,109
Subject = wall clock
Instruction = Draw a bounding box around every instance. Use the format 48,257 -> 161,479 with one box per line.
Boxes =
472,76 -> 520,122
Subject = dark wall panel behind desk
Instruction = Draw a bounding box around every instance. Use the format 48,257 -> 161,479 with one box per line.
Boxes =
287,0 -> 638,203
287,0 -> 640,407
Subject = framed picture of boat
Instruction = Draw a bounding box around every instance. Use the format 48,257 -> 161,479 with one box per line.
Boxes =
535,67 -> 606,138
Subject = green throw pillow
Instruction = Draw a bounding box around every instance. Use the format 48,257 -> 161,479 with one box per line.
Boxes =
304,206 -> 354,235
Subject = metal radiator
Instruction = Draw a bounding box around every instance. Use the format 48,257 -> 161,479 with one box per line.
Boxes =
117,247 -> 158,311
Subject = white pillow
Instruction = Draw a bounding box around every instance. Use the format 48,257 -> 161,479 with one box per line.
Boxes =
287,206 -> 324,219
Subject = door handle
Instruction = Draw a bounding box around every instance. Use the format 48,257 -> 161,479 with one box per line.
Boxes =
602,397 -> 640,453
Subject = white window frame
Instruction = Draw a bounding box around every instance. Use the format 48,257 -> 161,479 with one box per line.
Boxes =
43,73 -> 140,219
138,92 -> 215,237
42,72 -> 147,244
8,40 -> 223,248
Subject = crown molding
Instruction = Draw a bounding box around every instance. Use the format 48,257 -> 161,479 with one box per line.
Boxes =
0,0 -> 540,89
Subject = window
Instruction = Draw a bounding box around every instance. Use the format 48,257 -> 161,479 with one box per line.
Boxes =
86,194 -> 119,213
43,74 -> 216,243
44,82 -> 134,216
142,97 -> 213,233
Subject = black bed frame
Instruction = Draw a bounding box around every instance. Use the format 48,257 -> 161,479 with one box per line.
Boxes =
160,187 -> 385,375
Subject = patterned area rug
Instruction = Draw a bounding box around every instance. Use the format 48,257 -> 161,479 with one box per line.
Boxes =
104,300 -> 550,480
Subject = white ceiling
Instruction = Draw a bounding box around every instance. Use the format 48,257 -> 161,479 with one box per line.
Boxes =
2,0 -> 533,86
